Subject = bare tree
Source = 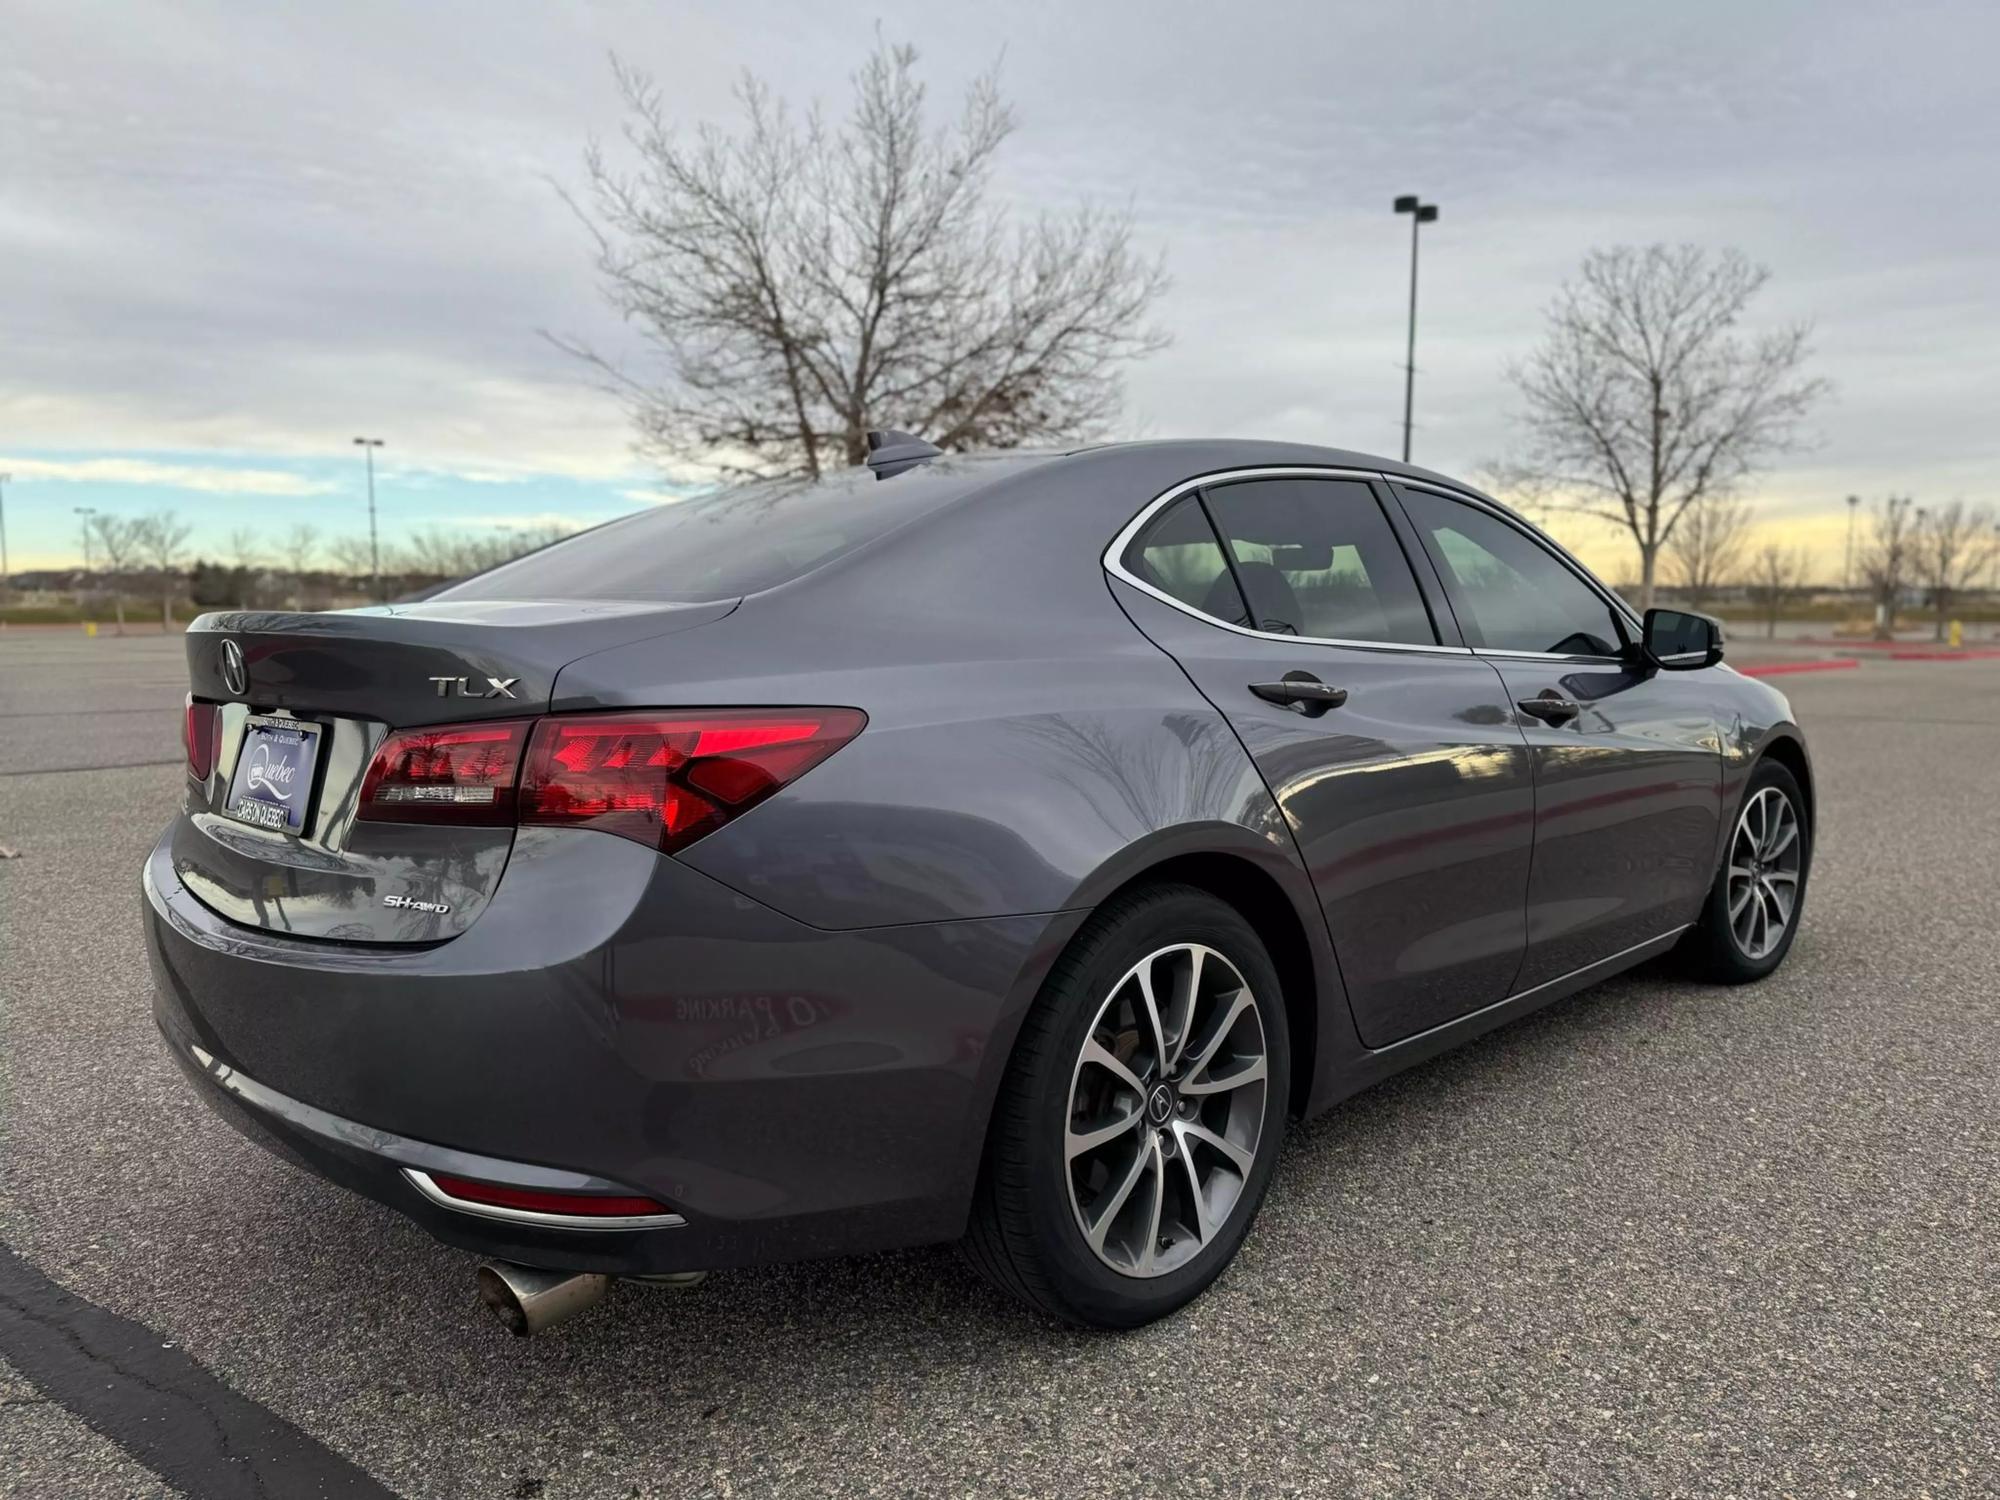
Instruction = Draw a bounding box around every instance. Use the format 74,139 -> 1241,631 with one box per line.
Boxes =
1858,497 -> 1919,639
1911,500 -> 1998,642
1745,543 -> 1810,639
563,39 -> 1169,479
86,514 -> 142,635
1503,245 -> 1829,609
396,524 -> 576,585
328,535 -> 378,586
134,512 -> 194,631
282,524 -> 321,610
1664,493 -> 1753,610
226,528 -> 265,608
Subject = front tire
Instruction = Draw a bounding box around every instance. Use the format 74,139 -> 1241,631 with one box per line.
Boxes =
1681,758 -> 1811,983
964,884 -> 1290,1327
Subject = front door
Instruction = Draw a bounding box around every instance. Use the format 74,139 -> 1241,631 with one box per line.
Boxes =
1111,472 -> 1537,1047
1391,484 -> 1724,989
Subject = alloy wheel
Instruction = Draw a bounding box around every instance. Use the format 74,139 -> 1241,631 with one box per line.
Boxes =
1064,943 -> 1269,1278
1727,785 -> 1803,961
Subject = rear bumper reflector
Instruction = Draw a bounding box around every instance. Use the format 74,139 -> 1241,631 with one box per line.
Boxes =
402,1169 -> 686,1231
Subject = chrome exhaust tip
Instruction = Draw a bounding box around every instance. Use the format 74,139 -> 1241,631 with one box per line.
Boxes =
475,1261 -> 610,1337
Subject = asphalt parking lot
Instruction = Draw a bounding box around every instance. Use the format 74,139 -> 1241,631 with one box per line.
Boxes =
2,631 -> 1995,1499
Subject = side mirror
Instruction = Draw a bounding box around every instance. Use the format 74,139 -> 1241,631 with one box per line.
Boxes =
1641,607 -> 1725,670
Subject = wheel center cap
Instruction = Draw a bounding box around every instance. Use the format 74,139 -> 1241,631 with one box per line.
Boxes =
1146,1083 -> 1176,1126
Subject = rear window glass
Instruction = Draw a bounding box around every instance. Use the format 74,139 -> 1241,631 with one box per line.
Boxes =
1202,478 -> 1436,645
1123,496 -> 1249,626
437,460 -> 1010,603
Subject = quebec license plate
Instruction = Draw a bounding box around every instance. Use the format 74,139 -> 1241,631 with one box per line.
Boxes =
223,715 -> 324,834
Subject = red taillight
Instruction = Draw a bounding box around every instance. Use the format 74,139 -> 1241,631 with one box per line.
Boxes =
427,1173 -> 672,1219
357,721 -> 530,826
183,696 -> 220,781
520,708 -> 866,854
351,708 -> 864,851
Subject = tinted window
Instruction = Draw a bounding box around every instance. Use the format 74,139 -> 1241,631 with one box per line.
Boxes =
1397,487 -> 1626,657
438,460 -> 1009,604
1123,497 -> 1249,626
1202,478 -> 1435,645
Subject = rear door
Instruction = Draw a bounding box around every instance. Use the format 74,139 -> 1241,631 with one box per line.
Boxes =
1108,469 -> 1537,1047
1389,483 -> 1724,988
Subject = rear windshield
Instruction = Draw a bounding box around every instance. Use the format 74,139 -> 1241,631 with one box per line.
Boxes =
435,459 -> 1012,604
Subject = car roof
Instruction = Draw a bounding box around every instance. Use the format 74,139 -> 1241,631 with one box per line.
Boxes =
1045,437 -> 1494,504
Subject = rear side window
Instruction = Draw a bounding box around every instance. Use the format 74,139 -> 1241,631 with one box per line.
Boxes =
437,463 -> 996,604
1202,478 -> 1436,645
1122,497 -> 1249,626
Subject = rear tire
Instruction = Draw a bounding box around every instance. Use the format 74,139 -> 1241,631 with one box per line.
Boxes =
964,884 -> 1290,1328
1680,759 -> 1811,983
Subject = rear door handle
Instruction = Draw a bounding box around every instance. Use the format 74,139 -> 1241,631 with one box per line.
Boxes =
1249,675 -> 1348,714
1517,695 -> 1582,726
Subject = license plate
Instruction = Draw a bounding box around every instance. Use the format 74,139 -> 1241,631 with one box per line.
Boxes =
223,716 -> 324,834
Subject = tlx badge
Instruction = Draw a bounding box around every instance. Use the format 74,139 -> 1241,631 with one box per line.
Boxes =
427,675 -> 518,699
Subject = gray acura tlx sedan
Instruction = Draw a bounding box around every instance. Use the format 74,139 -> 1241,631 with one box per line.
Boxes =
145,435 -> 1813,1332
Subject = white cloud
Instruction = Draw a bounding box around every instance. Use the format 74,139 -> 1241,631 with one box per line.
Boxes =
0,456 -> 339,496
1,0 -> 1994,589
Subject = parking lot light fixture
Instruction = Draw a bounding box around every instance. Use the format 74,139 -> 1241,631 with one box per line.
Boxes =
353,438 -> 385,604
1393,196 -> 1440,464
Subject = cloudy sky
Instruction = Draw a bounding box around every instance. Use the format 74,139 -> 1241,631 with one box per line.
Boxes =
4,0 -> 1995,579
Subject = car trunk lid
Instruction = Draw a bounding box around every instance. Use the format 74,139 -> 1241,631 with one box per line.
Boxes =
174,598 -> 735,943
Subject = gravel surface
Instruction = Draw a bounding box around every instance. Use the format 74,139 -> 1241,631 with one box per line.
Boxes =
1,636 -> 1995,1498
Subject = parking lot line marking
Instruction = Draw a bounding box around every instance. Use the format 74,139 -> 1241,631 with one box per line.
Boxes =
0,1241 -> 401,1500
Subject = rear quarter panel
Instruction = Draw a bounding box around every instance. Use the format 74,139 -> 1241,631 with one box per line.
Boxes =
550,452 -> 1309,932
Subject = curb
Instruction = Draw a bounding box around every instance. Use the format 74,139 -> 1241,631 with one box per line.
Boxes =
1736,659 -> 1861,679
1887,647 -> 2000,662
1788,636 -> 2000,651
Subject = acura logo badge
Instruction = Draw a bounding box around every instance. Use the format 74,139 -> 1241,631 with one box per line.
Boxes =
220,638 -> 248,697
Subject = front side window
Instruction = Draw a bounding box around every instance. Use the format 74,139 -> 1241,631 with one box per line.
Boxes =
1201,478 -> 1436,645
1396,487 -> 1626,657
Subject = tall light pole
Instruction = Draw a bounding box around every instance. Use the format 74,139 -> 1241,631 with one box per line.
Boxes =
1844,493 -> 1860,592
353,437 -> 384,603
1393,195 -> 1440,464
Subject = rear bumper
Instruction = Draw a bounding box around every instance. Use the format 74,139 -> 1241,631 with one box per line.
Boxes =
143,824 -> 1078,1275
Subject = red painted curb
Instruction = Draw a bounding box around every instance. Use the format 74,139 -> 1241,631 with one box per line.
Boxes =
1887,647 -> 2000,661
1736,658 -> 1862,678
1789,636 -> 2000,650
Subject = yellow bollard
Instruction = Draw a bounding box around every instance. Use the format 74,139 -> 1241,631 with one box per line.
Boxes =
84,620 -> 98,638
1949,619 -> 1963,649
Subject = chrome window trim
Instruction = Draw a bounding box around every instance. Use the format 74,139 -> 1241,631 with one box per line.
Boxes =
1388,477 -> 1646,666
403,1167 -> 687,1232
1102,466 -> 1474,658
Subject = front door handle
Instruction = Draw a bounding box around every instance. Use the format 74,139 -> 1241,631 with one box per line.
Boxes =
1249,674 -> 1348,715
1517,695 -> 1582,726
